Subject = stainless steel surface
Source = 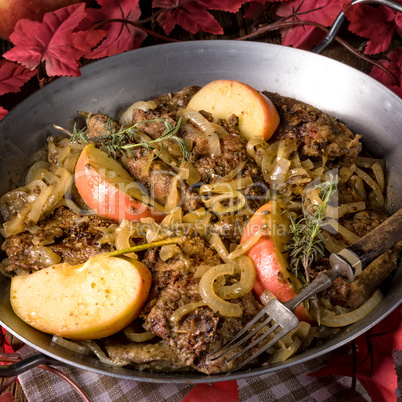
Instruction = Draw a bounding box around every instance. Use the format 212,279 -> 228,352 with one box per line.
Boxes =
0,41 -> 401,383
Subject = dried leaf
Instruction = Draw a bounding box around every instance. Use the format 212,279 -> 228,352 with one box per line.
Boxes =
276,0 -> 346,50
203,0 -> 248,13
182,380 -> 239,402
153,0 -> 227,35
370,47 -> 402,98
3,3 -> 106,77
310,307 -> 402,402
344,3 -> 400,55
243,0 -> 280,20
86,0 -> 146,59
0,327 -> 14,354
0,60 -> 36,96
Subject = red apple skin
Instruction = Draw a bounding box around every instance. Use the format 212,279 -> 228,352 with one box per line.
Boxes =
0,0 -> 82,40
241,202 -> 314,323
75,146 -> 164,223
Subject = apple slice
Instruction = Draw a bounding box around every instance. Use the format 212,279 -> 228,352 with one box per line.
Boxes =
10,256 -> 152,340
75,144 -> 165,222
241,201 -> 313,323
187,80 -> 280,141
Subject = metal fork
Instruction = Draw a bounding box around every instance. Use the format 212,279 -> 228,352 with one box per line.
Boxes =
210,208 -> 402,372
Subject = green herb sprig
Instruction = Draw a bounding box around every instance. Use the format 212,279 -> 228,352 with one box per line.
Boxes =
71,116 -> 189,161
286,174 -> 339,283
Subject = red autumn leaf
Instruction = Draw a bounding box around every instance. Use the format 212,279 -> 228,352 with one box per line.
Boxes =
201,0 -> 248,13
182,380 -> 239,402
153,0 -> 224,35
244,0 -> 283,20
344,3 -> 401,55
0,60 -> 36,96
3,3 -> 106,77
370,47 -> 402,98
1,327 -> 14,355
0,107 -> 8,121
276,0 -> 347,50
0,393 -> 15,402
309,307 -> 402,402
86,0 -> 146,60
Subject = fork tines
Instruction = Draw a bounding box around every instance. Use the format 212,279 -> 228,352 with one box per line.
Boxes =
209,299 -> 299,373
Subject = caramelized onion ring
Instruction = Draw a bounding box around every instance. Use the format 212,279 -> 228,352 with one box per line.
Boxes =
199,264 -> 242,317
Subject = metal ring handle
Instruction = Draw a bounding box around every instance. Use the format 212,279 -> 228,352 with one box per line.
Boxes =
312,0 -> 402,54
0,353 -> 58,377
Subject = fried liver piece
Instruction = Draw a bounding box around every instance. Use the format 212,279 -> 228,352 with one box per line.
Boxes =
265,91 -> 362,163
1,206 -> 115,272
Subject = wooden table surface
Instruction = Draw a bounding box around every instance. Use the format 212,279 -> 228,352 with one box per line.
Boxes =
0,4 -> 400,401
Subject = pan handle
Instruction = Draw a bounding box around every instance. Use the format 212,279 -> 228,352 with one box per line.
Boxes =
0,353 -> 60,377
312,0 -> 402,54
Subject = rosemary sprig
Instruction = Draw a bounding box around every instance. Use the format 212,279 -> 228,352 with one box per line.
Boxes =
71,116 -> 189,161
286,174 -> 339,283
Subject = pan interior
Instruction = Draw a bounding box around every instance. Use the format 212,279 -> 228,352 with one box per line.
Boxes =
0,41 -> 401,382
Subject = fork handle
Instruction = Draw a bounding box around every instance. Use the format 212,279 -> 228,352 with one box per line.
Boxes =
285,268 -> 342,313
286,208 -> 402,313
338,208 -> 402,275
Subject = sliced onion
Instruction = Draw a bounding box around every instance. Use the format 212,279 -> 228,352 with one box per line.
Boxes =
182,208 -> 206,224
211,122 -> 229,138
131,130 -> 180,170
161,206 -> 182,225
261,142 -> 280,181
55,145 -> 71,165
228,233 -> 262,259
209,234 -> 231,263
372,161 -> 385,192
355,156 -> 386,170
82,341 -> 130,367
141,150 -> 155,176
118,100 -> 157,127
170,300 -> 207,322
269,336 -> 302,363
316,290 -> 383,327
26,185 -> 54,224
194,265 -> 212,278
295,321 -> 311,339
178,108 -> 221,157
321,231 -> 348,254
199,177 -> 253,195
25,161 -> 51,184
271,158 -> 291,190
165,177 -> 180,211
41,167 -> 72,216
260,289 -> 277,305
349,174 -> 367,200
205,191 -> 246,214
326,218 -> 360,244
300,159 -> 314,170
217,255 -> 256,299
51,335 -> 92,355
115,220 -> 137,259
351,165 -> 384,207
339,167 -> 353,184
123,324 -> 155,342
159,244 -> 179,261
217,161 -> 247,183
325,202 -> 366,219
246,137 -> 269,167
199,264 -> 242,317
310,167 -> 325,178
179,160 -> 201,185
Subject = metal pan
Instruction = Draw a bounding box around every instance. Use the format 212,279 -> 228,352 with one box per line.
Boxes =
0,40 -> 401,383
